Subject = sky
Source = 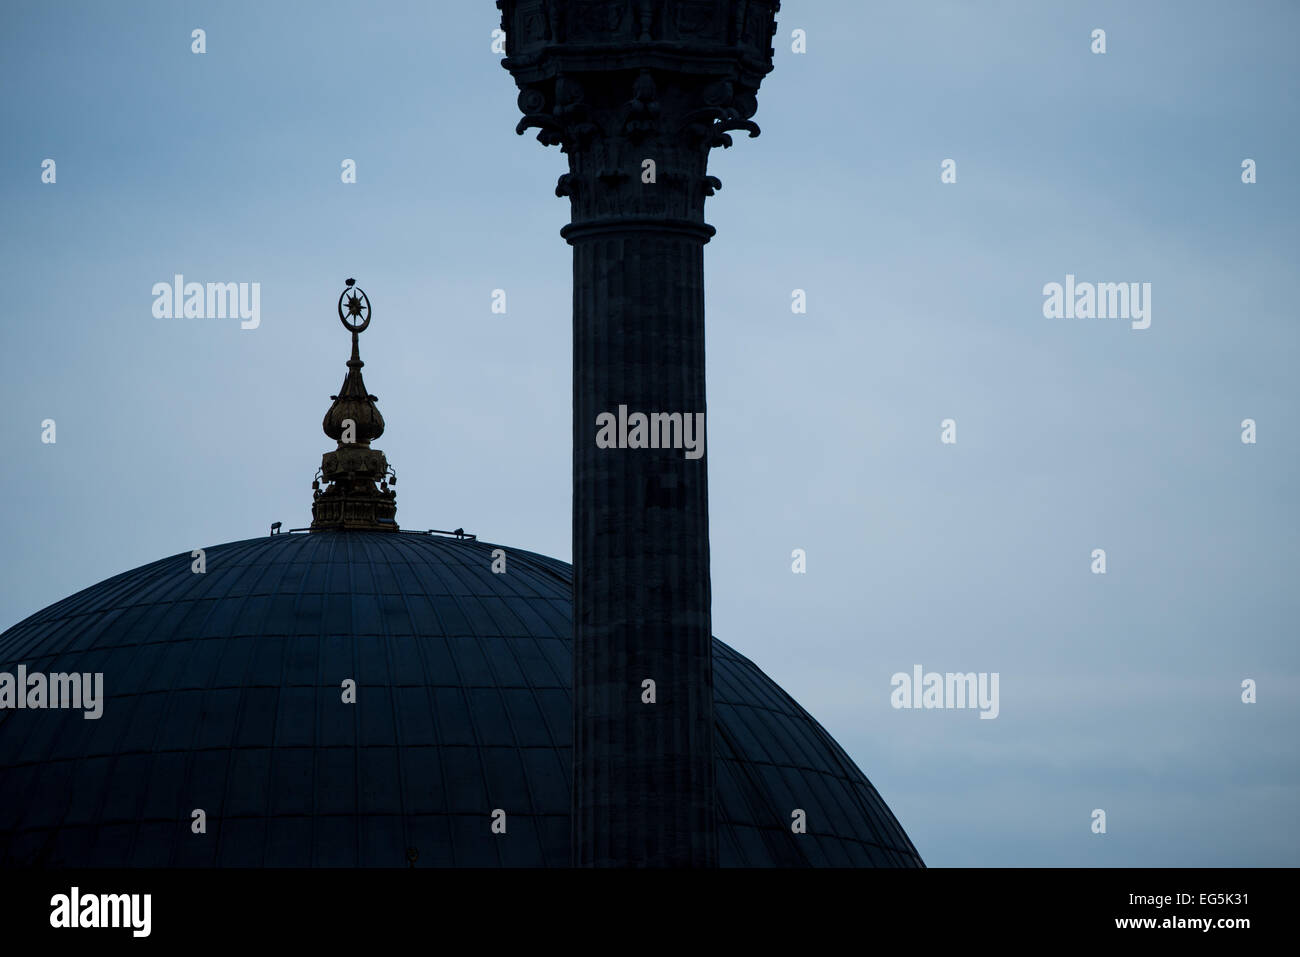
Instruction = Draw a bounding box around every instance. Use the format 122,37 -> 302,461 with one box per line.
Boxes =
1,0 -> 1297,866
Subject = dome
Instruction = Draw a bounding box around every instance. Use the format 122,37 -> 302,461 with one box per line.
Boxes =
0,530 -> 923,867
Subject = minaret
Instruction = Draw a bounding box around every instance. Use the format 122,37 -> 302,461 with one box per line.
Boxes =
310,279 -> 399,531
497,1 -> 780,867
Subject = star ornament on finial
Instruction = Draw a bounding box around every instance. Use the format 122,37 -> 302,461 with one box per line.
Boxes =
337,278 -> 371,333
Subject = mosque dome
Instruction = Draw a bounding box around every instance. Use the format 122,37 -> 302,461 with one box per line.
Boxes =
0,531 -> 921,867
0,280 -> 923,868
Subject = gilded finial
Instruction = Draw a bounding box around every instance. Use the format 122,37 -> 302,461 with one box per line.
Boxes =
310,279 -> 399,532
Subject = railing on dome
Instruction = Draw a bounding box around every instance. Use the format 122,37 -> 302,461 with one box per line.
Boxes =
279,526 -> 476,541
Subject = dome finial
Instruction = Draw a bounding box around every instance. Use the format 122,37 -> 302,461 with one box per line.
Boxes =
339,280 -> 371,334
310,279 -> 398,531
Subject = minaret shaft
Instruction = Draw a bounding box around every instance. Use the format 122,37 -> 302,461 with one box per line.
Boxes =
558,92 -> 723,867
498,0 -> 780,868
569,226 -> 715,867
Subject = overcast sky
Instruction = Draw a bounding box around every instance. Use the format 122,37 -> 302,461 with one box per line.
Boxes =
2,0 -> 1296,866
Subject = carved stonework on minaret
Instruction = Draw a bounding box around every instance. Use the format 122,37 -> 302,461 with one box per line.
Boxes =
506,27 -> 774,228
499,6 -> 777,134
310,279 -> 398,532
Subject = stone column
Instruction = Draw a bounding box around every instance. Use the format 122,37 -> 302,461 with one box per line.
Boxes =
497,0 -> 779,867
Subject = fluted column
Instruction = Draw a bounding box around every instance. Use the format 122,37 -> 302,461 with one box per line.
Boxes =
498,0 -> 780,867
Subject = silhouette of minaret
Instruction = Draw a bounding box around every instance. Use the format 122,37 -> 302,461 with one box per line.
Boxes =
498,1 -> 781,867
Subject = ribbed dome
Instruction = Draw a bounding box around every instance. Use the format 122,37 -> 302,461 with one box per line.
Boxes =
0,531 -> 923,867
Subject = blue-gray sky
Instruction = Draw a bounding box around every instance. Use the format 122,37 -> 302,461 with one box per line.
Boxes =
2,0 -> 1296,866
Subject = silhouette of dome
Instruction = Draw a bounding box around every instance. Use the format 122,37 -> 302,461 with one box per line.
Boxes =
0,531 -> 923,867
